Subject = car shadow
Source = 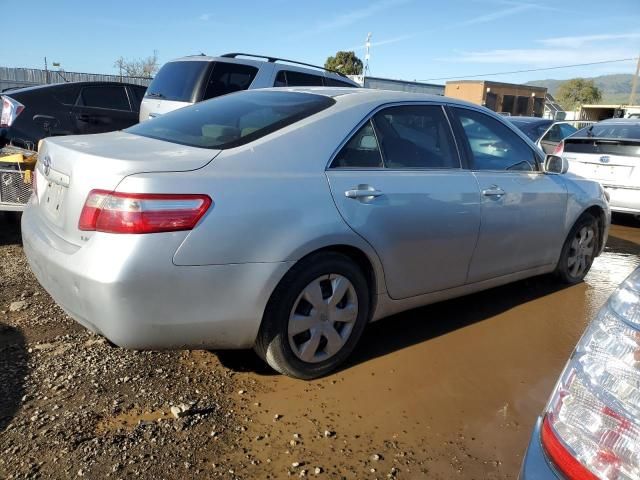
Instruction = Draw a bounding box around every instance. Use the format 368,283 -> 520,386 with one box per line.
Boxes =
0,212 -> 22,247
0,323 -> 29,432
216,274 -> 571,378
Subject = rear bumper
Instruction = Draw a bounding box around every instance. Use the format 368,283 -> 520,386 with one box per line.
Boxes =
22,203 -> 293,350
603,185 -> 640,214
519,417 -> 560,480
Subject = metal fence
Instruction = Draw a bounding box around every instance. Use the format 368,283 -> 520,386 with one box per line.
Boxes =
0,67 -> 151,92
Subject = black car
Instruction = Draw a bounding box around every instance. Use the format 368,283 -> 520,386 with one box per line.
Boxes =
0,81 -> 147,150
508,116 -> 577,154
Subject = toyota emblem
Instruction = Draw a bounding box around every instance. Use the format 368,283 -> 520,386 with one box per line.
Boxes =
42,155 -> 51,176
599,156 -> 610,164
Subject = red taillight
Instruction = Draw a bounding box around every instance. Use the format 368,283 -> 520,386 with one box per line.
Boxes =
553,140 -> 564,155
0,95 -> 25,127
78,190 -> 212,234
541,414 -> 599,480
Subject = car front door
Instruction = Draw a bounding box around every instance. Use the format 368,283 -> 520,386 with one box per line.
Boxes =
326,104 -> 482,300
450,106 -> 568,283
71,85 -> 137,134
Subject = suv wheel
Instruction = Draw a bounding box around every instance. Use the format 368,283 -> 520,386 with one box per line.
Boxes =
255,252 -> 370,379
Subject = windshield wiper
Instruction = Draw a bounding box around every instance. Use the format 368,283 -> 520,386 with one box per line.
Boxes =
146,92 -> 165,98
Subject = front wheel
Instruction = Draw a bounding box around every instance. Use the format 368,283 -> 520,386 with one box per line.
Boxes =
255,252 -> 370,379
556,213 -> 599,284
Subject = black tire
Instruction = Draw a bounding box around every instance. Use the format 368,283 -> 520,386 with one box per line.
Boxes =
555,213 -> 599,284
255,251 -> 370,380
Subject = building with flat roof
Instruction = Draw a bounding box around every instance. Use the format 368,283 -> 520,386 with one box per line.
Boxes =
348,75 -> 445,95
444,80 -> 547,117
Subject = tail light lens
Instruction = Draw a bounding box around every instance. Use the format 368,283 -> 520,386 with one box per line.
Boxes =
553,140 -> 564,155
541,268 -> 640,479
78,190 -> 212,234
0,95 -> 25,127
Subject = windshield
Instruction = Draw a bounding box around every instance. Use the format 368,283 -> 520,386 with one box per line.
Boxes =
573,123 -> 640,140
127,90 -> 335,149
145,61 -> 209,102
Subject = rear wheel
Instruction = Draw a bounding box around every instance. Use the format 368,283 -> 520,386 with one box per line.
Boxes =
556,213 -> 599,284
255,252 -> 370,379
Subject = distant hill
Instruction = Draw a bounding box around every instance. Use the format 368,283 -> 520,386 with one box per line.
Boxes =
526,74 -> 635,105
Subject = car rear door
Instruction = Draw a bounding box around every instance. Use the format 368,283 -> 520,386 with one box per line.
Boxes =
326,103 -> 481,300
449,106 -> 568,283
71,85 -> 137,134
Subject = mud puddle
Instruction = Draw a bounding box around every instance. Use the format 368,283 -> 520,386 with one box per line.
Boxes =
225,218 -> 640,479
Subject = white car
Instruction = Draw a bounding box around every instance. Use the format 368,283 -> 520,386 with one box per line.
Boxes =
139,53 -> 359,121
559,119 -> 640,216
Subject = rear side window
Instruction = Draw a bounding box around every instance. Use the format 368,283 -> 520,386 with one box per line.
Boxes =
453,108 -> 537,172
372,105 -> 459,169
331,121 -> 383,168
324,77 -> 356,88
77,86 -> 130,110
274,70 -> 323,87
145,61 -> 209,102
126,90 -> 335,149
203,62 -> 259,100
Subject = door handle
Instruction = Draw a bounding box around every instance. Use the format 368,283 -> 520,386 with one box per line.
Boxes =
345,188 -> 383,199
482,186 -> 505,197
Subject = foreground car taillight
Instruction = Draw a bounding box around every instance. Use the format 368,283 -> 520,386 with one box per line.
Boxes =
541,268 -> 640,479
0,95 -> 25,127
553,140 -> 564,155
78,190 -> 212,234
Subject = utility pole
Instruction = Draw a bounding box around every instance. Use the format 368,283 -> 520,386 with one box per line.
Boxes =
364,32 -> 371,78
44,56 -> 49,84
629,53 -> 640,106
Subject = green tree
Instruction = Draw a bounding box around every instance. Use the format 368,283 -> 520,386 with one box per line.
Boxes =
324,51 -> 363,76
556,78 -> 602,110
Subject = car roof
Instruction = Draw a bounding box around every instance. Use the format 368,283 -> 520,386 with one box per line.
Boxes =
252,86 -> 495,110
166,54 -> 356,82
507,116 -> 551,123
597,118 -> 640,125
3,81 -> 145,95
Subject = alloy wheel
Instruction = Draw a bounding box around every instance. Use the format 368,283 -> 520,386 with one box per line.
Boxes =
567,225 -> 596,279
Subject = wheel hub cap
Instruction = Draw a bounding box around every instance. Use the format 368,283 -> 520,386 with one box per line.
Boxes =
567,225 -> 595,278
287,274 -> 358,364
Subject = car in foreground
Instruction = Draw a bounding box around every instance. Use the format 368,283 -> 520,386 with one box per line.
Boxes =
520,266 -> 640,479
559,119 -> 640,216
507,116 -> 579,154
22,88 -> 610,379
140,52 -> 359,121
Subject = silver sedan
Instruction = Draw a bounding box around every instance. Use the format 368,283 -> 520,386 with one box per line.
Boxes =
22,88 -> 610,379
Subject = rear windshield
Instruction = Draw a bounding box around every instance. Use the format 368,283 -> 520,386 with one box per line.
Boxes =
126,90 -> 335,149
573,123 -> 640,140
509,120 -> 549,142
145,61 -> 209,102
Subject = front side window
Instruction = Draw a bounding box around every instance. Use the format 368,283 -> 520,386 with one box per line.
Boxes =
372,105 -> 459,169
77,86 -> 130,110
331,121 -> 383,168
126,90 -> 335,149
453,108 -> 537,172
203,62 -> 258,100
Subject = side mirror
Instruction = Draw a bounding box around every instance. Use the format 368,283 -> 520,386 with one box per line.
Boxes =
545,154 -> 569,174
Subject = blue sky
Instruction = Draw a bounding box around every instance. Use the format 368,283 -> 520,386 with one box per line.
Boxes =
1,0 -> 639,85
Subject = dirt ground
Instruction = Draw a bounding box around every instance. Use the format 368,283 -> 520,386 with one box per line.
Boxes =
1,212 -> 639,479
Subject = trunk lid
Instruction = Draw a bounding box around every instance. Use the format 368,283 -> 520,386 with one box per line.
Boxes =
564,137 -> 640,186
34,131 -> 220,246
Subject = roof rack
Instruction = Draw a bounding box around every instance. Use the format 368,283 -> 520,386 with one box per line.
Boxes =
220,53 -> 348,78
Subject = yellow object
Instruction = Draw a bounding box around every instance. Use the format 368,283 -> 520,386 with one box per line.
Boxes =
0,153 -> 24,164
23,170 -> 32,184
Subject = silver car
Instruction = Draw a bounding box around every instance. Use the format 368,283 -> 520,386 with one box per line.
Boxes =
22,88 -> 610,379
